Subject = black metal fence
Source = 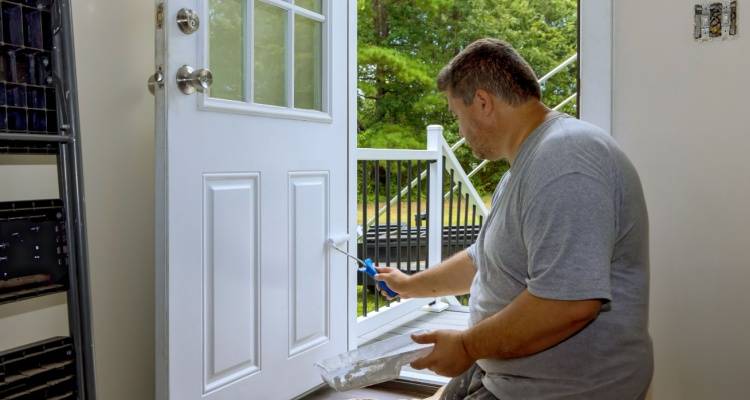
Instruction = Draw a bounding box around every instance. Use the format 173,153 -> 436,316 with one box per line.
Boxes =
357,157 -> 484,316
357,159 -> 432,315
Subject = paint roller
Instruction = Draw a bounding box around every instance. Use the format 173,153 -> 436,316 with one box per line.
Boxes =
327,235 -> 399,298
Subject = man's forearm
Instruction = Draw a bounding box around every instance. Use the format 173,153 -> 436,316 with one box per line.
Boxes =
407,250 -> 476,297
461,290 -> 602,360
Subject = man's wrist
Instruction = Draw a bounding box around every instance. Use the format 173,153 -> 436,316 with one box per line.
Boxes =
460,329 -> 477,361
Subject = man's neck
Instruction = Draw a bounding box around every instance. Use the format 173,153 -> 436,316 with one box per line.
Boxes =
503,101 -> 552,165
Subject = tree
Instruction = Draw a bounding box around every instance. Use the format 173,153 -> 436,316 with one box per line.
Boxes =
357,0 -> 578,194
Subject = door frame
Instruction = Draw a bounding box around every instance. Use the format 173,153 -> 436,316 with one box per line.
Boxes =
346,0 -> 615,352
579,0 -> 613,134
346,0 -> 358,352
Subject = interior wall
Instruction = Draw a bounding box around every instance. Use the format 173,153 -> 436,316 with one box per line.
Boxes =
612,1 -> 749,399
70,0 -> 156,398
0,2 -> 155,398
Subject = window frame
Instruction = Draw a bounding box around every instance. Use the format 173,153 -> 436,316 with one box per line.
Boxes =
198,0 -> 333,123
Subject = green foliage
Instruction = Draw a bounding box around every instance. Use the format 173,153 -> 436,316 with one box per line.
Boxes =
358,0 -> 578,194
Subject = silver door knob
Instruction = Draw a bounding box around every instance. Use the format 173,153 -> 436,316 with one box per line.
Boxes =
176,8 -> 200,34
176,65 -> 213,95
148,70 -> 165,95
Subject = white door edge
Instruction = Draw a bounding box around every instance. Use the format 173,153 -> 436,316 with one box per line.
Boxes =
579,0 -> 613,134
346,0 -> 359,353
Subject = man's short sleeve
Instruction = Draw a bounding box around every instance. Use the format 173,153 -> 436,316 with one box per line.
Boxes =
522,173 -> 615,302
466,243 -> 478,264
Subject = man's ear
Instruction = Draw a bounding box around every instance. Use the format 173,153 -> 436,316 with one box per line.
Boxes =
474,89 -> 494,116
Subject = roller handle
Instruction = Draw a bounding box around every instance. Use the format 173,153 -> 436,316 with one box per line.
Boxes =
363,258 -> 399,298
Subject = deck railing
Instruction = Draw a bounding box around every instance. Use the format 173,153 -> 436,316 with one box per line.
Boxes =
356,126 -> 490,320
355,127 -> 443,324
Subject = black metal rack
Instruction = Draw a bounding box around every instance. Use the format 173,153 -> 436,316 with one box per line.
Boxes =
0,0 -> 95,399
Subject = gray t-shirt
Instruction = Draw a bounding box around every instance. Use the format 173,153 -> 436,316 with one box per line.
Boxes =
466,113 -> 653,399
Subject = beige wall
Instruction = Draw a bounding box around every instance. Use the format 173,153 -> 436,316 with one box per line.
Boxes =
0,1 -> 156,400
3,1 -> 748,399
613,1 -> 749,399
72,0 -> 156,398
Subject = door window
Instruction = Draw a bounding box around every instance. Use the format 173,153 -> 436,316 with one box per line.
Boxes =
208,0 -> 326,114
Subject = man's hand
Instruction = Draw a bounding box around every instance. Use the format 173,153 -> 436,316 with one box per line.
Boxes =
410,330 -> 475,377
373,266 -> 413,299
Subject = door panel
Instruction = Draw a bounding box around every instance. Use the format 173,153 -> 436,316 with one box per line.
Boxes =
288,172 -> 329,357
156,1 -> 349,399
202,173 -> 260,392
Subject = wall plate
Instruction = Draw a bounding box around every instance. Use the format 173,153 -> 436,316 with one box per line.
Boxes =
695,1 -> 738,40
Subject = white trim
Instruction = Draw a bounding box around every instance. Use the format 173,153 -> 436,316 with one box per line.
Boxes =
399,370 -> 451,386
356,298 -> 434,340
198,0 -> 332,120
199,98 -> 333,123
538,53 -> 578,86
440,136 -> 489,217
579,0 -> 613,134
294,6 -> 325,22
347,0 -> 358,352
553,92 -> 578,111
246,0 -> 253,103
259,0 -> 326,20
154,2 -> 169,399
321,0 -> 331,114
286,2 -> 295,108
355,148 -> 441,161
426,126 -> 443,268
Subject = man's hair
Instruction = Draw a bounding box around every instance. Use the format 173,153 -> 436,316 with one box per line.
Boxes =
437,38 -> 541,106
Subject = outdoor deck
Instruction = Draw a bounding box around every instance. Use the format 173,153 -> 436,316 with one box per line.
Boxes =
358,304 -> 471,384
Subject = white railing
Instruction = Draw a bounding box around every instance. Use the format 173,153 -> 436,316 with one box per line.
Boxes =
354,126 -> 445,335
538,53 -> 578,85
362,131 -> 489,231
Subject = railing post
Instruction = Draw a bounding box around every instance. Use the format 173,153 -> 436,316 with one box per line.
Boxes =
426,125 -> 443,268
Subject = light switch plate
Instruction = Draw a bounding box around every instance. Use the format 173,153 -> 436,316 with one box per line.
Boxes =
695,1 -> 738,41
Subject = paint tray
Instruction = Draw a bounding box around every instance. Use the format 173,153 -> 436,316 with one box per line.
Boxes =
315,331 -> 433,392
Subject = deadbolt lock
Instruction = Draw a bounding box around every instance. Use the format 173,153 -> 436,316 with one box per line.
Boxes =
176,8 -> 200,34
148,69 -> 165,95
176,65 -> 213,95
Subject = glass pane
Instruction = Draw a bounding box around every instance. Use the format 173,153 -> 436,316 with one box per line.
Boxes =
294,16 -> 322,110
296,0 -> 322,13
254,2 -> 287,107
209,0 -> 245,101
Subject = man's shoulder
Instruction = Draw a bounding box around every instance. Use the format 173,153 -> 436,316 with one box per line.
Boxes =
535,117 -> 615,159
520,118 -> 618,193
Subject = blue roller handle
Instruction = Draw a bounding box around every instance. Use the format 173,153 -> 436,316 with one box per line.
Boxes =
363,258 -> 399,298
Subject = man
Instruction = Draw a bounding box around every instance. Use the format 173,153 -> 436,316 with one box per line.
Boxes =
374,38 -> 653,399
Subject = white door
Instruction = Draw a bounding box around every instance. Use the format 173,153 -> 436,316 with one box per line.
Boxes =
154,1 -> 351,399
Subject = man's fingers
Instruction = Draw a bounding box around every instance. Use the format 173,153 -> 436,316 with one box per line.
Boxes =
410,354 -> 432,370
411,331 -> 436,344
373,267 -> 392,281
379,290 -> 395,300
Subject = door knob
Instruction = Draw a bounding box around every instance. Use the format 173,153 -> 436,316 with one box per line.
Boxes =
176,65 -> 213,95
176,8 -> 200,34
147,70 -> 165,95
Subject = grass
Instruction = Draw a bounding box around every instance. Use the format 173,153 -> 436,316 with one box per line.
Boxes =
357,285 -> 391,317
357,195 -> 493,226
